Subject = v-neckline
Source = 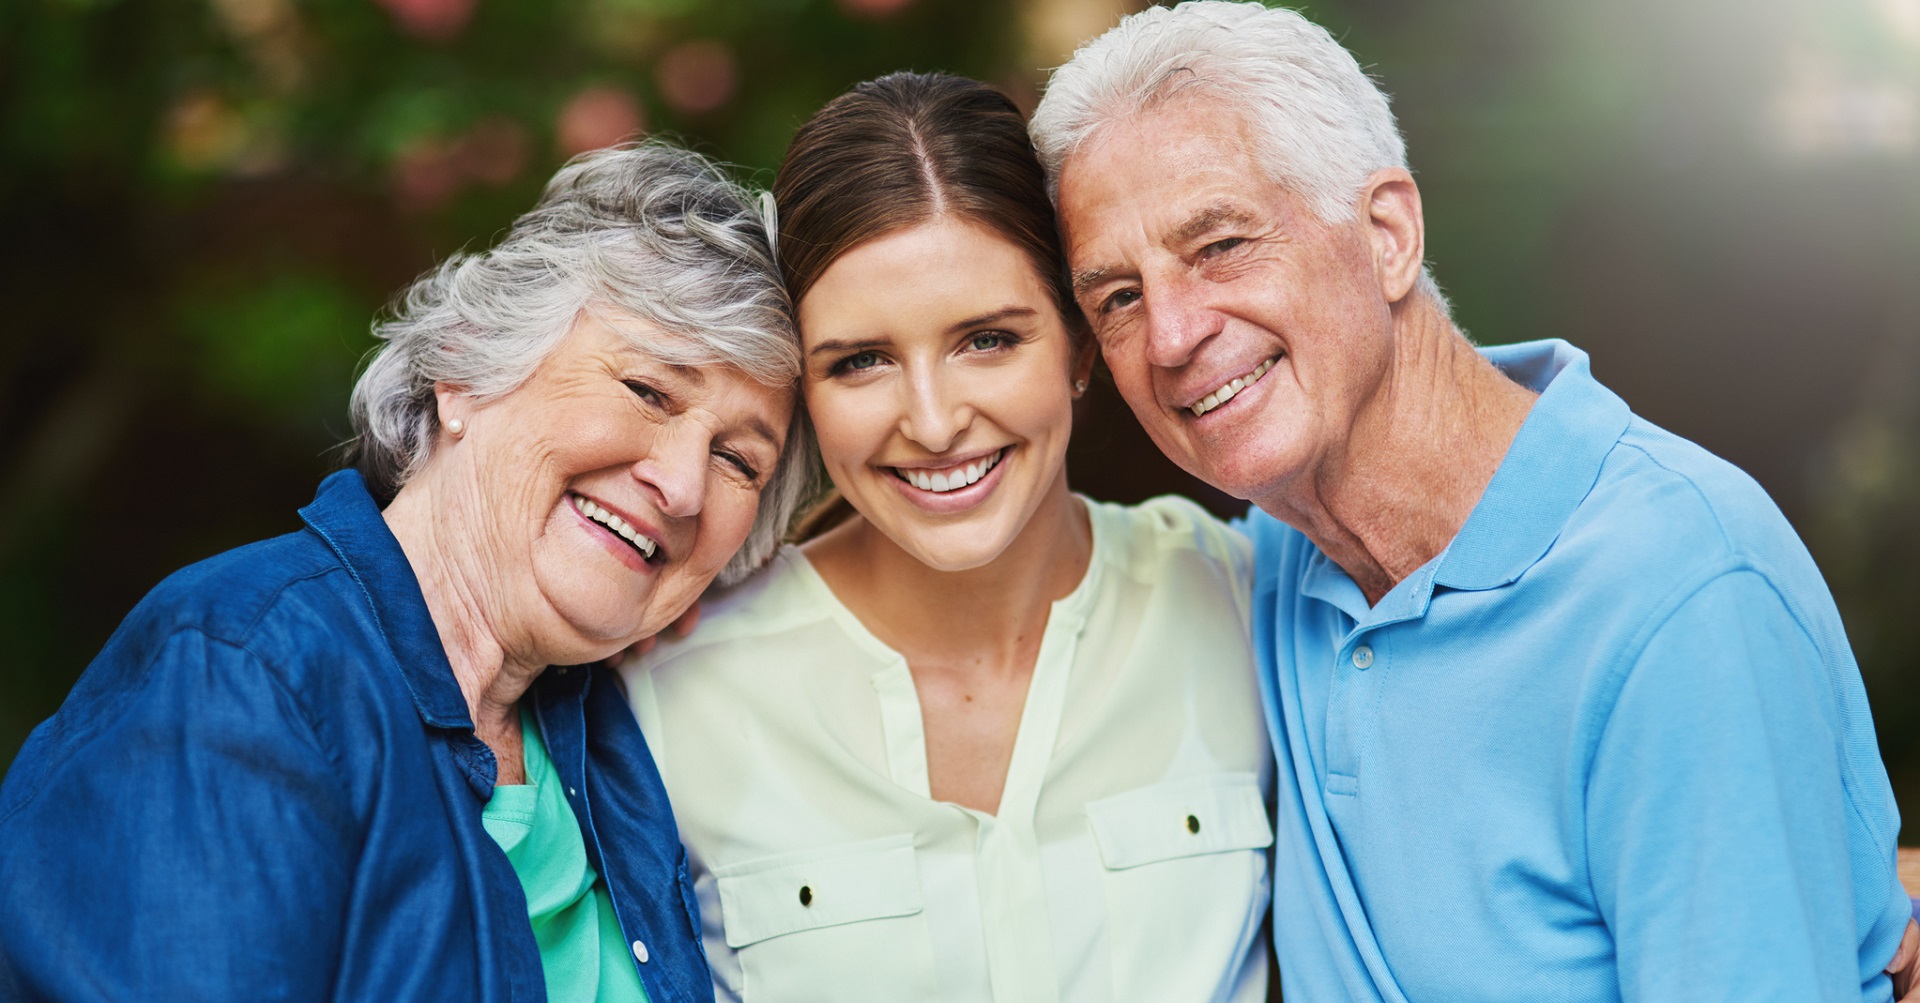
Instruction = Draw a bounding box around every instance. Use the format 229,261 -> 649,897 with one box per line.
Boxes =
786,498 -> 1107,823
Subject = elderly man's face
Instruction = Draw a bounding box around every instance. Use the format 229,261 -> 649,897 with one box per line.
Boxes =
1057,99 -> 1397,505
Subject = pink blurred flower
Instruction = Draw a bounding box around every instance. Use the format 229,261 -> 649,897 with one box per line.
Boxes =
390,116 -> 532,212
556,86 -> 646,156
454,116 -> 530,186
391,137 -> 460,212
374,0 -> 475,42
656,40 -> 736,116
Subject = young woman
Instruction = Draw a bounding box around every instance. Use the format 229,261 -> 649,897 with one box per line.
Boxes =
622,73 -> 1272,1002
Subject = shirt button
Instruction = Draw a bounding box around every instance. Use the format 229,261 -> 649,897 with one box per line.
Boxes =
1352,645 -> 1375,670
567,787 -> 577,797
631,939 -> 649,964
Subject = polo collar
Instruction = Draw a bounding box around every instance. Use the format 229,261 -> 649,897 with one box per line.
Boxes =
299,470 -> 475,730
1431,339 -> 1632,591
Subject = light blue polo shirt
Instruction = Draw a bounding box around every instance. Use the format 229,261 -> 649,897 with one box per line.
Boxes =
1241,339 -> 1907,1001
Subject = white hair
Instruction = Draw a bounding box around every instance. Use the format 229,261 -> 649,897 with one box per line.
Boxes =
348,141 -> 816,585
1031,0 -> 1447,306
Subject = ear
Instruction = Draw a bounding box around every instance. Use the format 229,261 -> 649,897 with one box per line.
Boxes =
1071,334 -> 1099,389
433,381 -> 472,436
1358,167 -> 1425,305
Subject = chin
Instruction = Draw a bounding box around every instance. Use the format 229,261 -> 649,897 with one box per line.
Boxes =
536,571 -> 663,654
1196,450 -> 1301,506
898,524 -> 1018,574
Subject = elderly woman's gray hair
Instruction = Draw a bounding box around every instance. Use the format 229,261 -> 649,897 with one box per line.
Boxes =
349,141 -> 815,585
1030,0 -> 1446,308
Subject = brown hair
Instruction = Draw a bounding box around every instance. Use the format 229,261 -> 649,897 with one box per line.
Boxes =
772,72 -> 1084,339
776,73 -> 1086,541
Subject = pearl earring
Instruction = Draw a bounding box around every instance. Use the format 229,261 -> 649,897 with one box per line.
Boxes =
446,418 -> 465,436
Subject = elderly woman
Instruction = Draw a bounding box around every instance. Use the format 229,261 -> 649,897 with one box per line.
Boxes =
0,142 -> 811,1002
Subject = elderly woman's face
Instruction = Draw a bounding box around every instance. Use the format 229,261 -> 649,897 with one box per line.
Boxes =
443,312 -> 790,658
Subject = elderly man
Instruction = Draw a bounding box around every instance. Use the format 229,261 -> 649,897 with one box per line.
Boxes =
1032,3 -> 1915,1000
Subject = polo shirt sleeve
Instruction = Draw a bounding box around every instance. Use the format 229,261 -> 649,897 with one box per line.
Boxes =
0,628 -> 357,1001
1584,569 -> 1897,1001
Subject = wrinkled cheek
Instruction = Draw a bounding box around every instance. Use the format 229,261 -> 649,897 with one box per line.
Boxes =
703,491 -> 764,566
531,533 -> 654,642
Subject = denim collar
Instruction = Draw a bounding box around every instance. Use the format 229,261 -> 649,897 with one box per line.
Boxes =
299,470 -> 474,731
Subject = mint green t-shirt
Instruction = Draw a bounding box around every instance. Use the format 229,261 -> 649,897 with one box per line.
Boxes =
481,707 -> 649,1003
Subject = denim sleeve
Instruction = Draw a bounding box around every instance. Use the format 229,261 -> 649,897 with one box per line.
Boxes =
1585,570 -> 1902,1002
0,628 -> 356,1002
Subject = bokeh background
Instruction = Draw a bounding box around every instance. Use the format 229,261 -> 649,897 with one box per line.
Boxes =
3,0 -> 1917,836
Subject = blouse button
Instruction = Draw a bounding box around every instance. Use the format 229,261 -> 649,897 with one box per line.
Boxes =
799,885 -> 814,907
1186,814 -> 1201,834
631,939 -> 649,964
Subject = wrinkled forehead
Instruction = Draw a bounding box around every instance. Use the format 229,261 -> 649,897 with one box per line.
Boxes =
1054,103 -> 1274,253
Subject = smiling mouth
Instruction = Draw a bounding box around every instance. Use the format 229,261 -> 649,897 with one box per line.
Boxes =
570,493 -> 661,561
890,447 -> 1008,494
1189,355 -> 1280,417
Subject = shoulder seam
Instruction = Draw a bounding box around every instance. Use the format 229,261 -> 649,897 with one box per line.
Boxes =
1611,436 -> 1737,556
230,564 -> 347,645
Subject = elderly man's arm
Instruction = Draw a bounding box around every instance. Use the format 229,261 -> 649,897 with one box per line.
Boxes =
1585,569 -> 1911,1001
0,628 -> 355,1002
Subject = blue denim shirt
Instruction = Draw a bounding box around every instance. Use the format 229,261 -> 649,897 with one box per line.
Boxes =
0,470 -> 712,1003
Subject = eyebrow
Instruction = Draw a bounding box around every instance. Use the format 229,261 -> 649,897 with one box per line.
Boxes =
945,306 -> 1036,333
1071,265 -> 1115,298
738,415 -> 782,450
1171,202 -> 1258,246
806,306 -> 1040,358
1069,204 -> 1260,298
807,337 -> 886,359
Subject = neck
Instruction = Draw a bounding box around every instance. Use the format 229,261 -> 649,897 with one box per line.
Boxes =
1253,297 -> 1538,605
382,473 -> 544,739
807,472 -> 1092,680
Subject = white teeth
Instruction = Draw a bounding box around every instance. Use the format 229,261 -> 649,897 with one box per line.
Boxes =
1190,357 -> 1278,417
571,494 -> 657,558
898,448 -> 1003,494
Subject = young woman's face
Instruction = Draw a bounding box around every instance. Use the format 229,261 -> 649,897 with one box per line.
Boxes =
798,217 -> 1089,572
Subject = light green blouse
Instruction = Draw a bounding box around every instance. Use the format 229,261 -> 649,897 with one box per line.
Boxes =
482,707 -> 649,1003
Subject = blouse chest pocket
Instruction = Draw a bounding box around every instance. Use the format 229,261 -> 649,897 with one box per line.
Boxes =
710,835 -> 936,1003
1086,774 -> 1275,1003
1086,772 -> 1273,869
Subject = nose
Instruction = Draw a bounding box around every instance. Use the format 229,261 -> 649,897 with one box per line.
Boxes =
899,366 -> 972,454
1142,271 -> 1223,369
629,426 -> 708,519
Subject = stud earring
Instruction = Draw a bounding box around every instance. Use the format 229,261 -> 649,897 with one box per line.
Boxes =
446,418 -> 465,436
1072,380 -> 1089,397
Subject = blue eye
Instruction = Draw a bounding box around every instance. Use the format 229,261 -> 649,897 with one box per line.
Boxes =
826,351 -> 885,377
1101,289 -> 1140,314
968,331 -> 1023,353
